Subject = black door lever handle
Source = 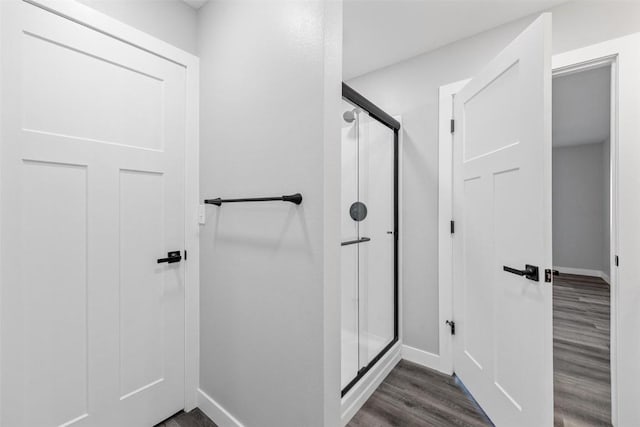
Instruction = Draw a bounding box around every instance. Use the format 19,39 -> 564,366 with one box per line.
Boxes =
503,264 -> 539,282
157,251 -> 182,264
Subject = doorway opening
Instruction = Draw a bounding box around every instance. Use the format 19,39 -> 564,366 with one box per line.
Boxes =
552,64 -> 613,426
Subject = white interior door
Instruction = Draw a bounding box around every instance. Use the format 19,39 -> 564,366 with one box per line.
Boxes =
452,14 -> 553,426
1,2 -> 187,426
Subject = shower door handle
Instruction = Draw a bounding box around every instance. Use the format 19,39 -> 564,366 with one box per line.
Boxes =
341,237 -> 371,247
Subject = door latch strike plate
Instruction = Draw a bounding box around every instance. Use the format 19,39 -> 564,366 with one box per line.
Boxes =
545,268 -> 552,283
446,320 -> 455,335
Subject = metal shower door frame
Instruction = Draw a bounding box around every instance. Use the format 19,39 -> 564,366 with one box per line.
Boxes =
341,82 -> 400,397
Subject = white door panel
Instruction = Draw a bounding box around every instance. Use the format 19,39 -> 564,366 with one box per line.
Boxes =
20,160 -> 90,427
453,14 -> 553,427
1,2 -> 187,426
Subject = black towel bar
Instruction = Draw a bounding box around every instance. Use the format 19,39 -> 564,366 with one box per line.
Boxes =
204,193 -> 302,206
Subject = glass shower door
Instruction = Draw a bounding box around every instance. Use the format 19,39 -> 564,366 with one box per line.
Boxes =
341,99 -> 359,390
341,98 -> 395,393
357,112 -> 394,367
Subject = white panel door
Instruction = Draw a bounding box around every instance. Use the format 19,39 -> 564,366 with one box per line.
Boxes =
452,14 -> 553,426
1,2 -> 186,426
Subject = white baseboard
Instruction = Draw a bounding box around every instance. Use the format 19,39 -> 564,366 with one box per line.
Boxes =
197,388 -> 245,427
554,266 -> 610,284
401,345 -> 445,373
341,342 -> 402,426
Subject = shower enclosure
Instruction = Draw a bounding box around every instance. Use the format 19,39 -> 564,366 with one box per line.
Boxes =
341,83 -> 399,396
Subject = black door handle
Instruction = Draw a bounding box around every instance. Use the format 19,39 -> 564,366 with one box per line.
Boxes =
157,251 -> 182,264
503,264 -> 539,282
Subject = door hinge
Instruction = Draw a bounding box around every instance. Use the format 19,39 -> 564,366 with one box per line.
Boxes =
450,220 -> 455,234
445,320 -> 456,335
450,119 -> 455,133
615,255 -> 619,267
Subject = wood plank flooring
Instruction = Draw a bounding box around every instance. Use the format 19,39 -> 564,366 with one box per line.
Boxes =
155,408 -> 218,427
153,273 -> 609,427
347,360 -> 492,427
554,273 -> 611,427
350,273 -> 611,427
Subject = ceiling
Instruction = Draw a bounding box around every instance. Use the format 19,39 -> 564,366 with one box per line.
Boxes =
343,0 -> 565,80
553,66 -> 611,148
182,0 -> 208,10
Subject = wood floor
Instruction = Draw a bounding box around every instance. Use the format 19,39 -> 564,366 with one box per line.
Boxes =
350,273 -> 611,427
155,408 -> 218,427
154,273 -> 610,427
348,360 -> 492,427
554,273 -> 611,427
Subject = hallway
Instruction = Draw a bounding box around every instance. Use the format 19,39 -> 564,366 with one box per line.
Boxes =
554,274 -> 611,426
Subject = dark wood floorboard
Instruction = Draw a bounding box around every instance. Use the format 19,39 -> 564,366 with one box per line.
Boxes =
347,360 -> 493,427
554,273 -> 611,427
155,408 -> 218,427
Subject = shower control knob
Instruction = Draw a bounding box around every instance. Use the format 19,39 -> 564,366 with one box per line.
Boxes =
350,201 -> 367,221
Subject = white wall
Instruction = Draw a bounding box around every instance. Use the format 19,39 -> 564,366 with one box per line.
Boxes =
347,1 -> 640,356
76,0 -> 197,53
197,1 -> 342,426
553,143 -> 609,276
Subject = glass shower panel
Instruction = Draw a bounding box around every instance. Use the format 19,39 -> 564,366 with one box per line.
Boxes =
340,99 -> 359,390
357,113 -> 395,367
341,98 -> 396,392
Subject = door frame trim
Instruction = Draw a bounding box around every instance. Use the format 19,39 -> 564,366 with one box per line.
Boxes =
437,79 -> 470,376
16,0 -> 201,412
438,34 -> 640,426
